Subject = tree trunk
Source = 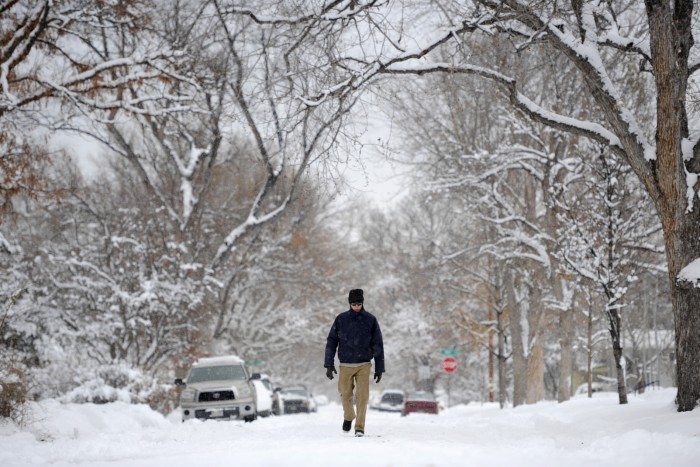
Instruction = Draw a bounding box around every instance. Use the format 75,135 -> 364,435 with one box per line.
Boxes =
505,269 -> 527,407
497,305 -> 508,409
587,303 -> 593,398
525,339 -> 545,404
525,279 -> 546,404
669,234 -> 700,410
672,285 -> 700,410
644,0 -> 700,412
608,307 -> 628,404
558,307 -> 574,402
488,304 -> 495,403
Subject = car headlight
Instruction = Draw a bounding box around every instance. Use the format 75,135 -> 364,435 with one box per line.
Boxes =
180,387 -> 196,402
235,384 -> 251,397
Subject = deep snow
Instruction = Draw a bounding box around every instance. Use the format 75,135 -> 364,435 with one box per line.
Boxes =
1,388 -> 699,467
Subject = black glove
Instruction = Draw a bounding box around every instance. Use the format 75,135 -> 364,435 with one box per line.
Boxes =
326,366 -> 337,380
374,372 -> 382,383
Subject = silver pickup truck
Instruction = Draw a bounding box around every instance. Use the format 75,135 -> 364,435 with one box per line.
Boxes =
175,355 -> 258,422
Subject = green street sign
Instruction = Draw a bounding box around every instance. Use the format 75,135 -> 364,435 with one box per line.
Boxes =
440,348 -> 459,357
245,359 -> 263,366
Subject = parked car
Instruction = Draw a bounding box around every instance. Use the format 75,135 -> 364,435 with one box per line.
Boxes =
174,355 -> 258,422
277,385 -> 316,414
402,391 -> 439,416
251,373 -> 273,417
374,389 -> 404,412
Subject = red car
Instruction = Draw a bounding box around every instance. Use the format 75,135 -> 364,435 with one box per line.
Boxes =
402,391 -> 439,416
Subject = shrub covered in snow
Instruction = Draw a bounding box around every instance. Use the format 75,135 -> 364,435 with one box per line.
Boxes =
60,363 -> 175,413
0,360 -> 29,425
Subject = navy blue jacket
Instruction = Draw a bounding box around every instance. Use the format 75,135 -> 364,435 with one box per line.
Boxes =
324,308 -> 385,373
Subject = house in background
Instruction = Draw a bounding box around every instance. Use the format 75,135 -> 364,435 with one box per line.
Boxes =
573,329 -> 675,395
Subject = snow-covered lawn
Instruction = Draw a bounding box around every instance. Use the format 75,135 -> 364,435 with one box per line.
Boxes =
1,388 -> 698,466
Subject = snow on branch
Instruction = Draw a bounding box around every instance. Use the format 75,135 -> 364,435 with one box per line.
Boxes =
597,31 -> 651,63
381,62 -> 623,150
690,58 -> 700,76
547,3 -> 653,160
225,0 -> 378,25
0,232 -> 15,254
211,193 -> 292,271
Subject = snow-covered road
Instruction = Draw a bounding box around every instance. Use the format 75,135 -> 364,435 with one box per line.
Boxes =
1,389 -> 699,466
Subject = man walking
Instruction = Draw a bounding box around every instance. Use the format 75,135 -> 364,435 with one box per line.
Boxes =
324,288 -> 385,437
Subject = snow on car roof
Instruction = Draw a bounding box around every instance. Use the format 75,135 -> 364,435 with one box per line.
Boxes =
193,355 -> 244,367
281,385 -> 308,391
406,391 -> 436,400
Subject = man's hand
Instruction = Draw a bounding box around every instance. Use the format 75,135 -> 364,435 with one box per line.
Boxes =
326,366 -> 337,380
374,372 -> 382,383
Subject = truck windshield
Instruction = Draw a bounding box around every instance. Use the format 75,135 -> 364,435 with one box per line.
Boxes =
187,365 -> 247,383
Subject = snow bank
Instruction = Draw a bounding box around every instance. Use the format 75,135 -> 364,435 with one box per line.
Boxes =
1,389 -> 699,467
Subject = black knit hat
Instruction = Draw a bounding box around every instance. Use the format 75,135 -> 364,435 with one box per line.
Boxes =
348,289 -> 364,304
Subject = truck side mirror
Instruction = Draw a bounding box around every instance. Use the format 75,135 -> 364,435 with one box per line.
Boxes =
251,373 -> 261,380
174,378 -> 185,386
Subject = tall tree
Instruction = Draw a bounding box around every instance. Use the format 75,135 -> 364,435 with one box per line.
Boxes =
558,146 -> 661,403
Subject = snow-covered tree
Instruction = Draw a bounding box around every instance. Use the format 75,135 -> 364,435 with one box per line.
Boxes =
311,0 -> 700,412
558,145 -> 662,403
382,65 -> 582,406
0,1 -> 191,210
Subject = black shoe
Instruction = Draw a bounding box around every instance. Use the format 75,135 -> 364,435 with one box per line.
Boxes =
342,420 -> 352,432
355,430 -> 364,437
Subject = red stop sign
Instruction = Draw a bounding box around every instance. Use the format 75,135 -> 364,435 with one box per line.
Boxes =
442,357 -> 457,373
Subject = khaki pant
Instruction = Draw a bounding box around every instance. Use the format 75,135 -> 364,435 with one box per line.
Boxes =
338,363 -> 371,432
